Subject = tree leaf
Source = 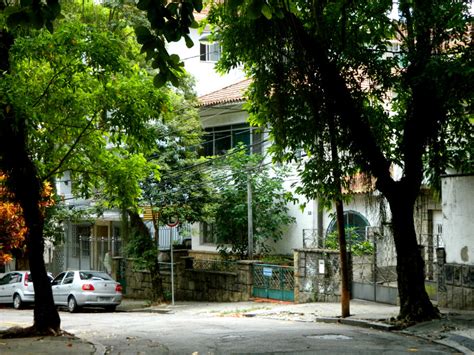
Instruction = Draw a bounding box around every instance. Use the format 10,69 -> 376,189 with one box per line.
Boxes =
184,34 -> 194,48
153,73 -> 167,88
261,4 -> 272,20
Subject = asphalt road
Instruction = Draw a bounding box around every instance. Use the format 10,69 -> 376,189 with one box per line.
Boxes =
0,307 -> 458,354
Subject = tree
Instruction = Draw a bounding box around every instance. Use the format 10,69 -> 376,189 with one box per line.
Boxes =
210,147 -> 295,259
126,86 -> 213,303
0,174 -> 28,265
0,0 -> 202,334
208,0 -> 473,322
0,174 -> 54,265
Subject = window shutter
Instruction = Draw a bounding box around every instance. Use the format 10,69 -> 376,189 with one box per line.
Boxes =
200,44 -> 206,61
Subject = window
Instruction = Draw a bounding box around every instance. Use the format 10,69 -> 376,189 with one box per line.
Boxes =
9,273 -> 22,284
79,271 -> 112,281
200,42 -> 221,62
52,272 -> 66,286
326,210 -> 370,242
200,222 -> 216,244
63,272 -> 75,285
72,225 -> 91,257
201,124 -> 262,156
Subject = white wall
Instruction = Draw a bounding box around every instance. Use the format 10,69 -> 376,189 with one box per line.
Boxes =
441,174 -> 474,265
167,29 -> 245,97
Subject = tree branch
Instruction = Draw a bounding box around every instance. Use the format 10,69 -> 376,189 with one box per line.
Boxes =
42,113 -> 98,182
285,12 -> 395,195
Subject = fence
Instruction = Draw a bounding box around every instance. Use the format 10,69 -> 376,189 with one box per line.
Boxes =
154,224 -> 191,250
303,229 -> 321,248
123,254 -> 254,302
51,235 -> 121,275
351,227 -> 398,304
253,263 -> 295,301
50,222 -> 191,276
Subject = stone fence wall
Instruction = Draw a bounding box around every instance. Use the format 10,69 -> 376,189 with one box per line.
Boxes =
123,251 -> 253,302
437,248 -> 473,310
122,247 -> 473,311
294,249 -> 341,303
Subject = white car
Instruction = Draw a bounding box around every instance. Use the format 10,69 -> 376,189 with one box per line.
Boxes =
0,271 -> 52,309
51,270 -> 122,312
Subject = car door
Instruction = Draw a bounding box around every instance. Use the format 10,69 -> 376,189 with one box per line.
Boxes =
58,271 -> 75,304
51,272 -> 66,305
5,272 -> 22,302
0,273 -> 12,303
54,271 -> 75,305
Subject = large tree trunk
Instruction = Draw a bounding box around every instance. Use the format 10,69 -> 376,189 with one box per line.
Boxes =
0,29 -> 61,334
26,205 -> 61,333
2,113 -> 61,334
386,185 -> 439,323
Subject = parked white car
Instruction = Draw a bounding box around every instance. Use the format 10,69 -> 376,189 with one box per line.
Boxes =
51,270 -> 122,312
0,271 -> 53,309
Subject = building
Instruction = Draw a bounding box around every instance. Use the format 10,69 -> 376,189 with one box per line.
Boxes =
167,26 -> 402,259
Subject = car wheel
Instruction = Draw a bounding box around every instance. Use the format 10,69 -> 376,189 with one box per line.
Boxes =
67,296 -> 79,313
105,305 -> 116,312
13,294 -> 23,310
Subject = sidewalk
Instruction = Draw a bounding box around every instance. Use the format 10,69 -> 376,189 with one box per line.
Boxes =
1,299 -> 472,354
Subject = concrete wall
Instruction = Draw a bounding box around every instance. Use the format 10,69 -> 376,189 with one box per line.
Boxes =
441,174 -> 474,265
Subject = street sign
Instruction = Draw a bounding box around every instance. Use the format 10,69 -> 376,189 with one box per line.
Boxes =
263,267 -> 273,277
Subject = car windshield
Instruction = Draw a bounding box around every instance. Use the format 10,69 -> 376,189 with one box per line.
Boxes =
79,271 -> 113,281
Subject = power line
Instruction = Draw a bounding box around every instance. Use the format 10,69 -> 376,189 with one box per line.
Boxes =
156,138 -> 270,181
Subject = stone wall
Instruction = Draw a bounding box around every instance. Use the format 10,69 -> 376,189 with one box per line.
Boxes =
188,250 -> 221,260
178,261 -> 253,302
437,248 -> 473,310
124,252 -> 253,302
294,249 -> 341,303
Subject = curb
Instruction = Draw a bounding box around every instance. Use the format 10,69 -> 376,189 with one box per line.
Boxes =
316,317 -> 400,331
399,330 -> 474,355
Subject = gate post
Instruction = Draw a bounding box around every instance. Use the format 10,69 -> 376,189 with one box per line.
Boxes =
237,260 -> 254,301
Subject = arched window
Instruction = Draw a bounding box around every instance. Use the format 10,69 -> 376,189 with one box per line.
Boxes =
327,210 -> 370,242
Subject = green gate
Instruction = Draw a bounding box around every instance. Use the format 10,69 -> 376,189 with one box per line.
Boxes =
252,264 -> 294,301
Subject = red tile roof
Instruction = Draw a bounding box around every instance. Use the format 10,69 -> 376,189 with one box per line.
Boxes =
198,79 -> 251,107
194,8 -> 209,22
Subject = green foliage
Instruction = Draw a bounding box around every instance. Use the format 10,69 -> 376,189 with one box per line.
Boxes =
210,146 -> 296,258
208,0 -> 473,199
126,225 -> 157,271
206,0 -> 471,320
140,91 -> 213,226
1,2 -> 204,216
257,254 -> 293,266
325,228 -> 374,256
134,0 -> 202,87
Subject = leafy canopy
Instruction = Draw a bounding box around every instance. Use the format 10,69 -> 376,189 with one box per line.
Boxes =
208,0 -> 473,200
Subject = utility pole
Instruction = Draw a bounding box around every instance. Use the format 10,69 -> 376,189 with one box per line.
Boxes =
247,173 -> 254,259
329,120 -> 350,318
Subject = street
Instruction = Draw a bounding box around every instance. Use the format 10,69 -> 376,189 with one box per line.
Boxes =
0,306 -> 459,354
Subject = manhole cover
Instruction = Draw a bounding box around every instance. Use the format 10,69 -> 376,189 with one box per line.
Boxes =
305,334 -> 352,340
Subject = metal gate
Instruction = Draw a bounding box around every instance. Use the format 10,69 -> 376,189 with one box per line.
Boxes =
351,227 -> 398,304
252,264 -> 294,301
